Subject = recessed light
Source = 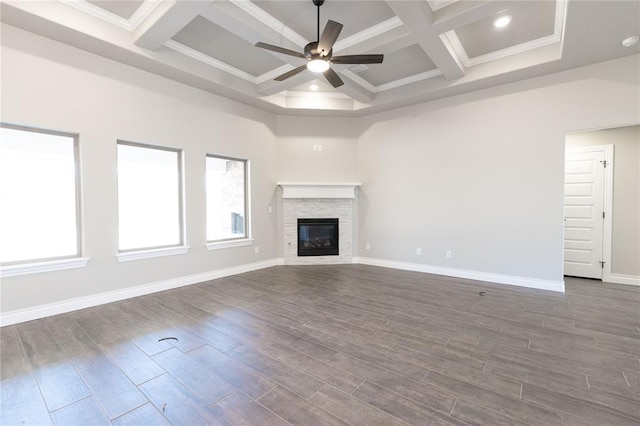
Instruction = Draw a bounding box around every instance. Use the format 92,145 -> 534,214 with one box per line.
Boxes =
309,84 -> 319,91
622,35 -> 639,47
493,15 -> 512,29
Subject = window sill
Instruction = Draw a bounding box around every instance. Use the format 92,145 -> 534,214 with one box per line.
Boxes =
116,245 -> 190,262
206,238 -> 253,250
1,257 -> 90,278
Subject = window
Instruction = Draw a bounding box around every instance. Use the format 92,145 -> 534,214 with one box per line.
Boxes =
206,155 -> 249,245
0,124 -> 82,267
117,142 -> 184,256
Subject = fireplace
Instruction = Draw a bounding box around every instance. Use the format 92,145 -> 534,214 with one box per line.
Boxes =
280,182 -> 358,265
297,218 -> 339,256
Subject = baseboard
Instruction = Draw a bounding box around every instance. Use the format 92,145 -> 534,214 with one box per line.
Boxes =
353,257 -> 565,292
0,259 -> 279,327
0,256 -> 568,326
606,273 -> 640,286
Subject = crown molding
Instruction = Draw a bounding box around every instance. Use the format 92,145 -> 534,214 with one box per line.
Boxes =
444,0 -> 567,68
376,69 -> 443,92
165,40 -> 258,83
333,17 -> 404,53
340,70 -> 377,93
58,0 -> 131,30
283,90 -> 351,100
427,0 -> 459,12
58,0 -> 162,32
341,67 -> 442,94
228,0 -> 308,48
128,0 -> 163,31
255,65 -> 295,84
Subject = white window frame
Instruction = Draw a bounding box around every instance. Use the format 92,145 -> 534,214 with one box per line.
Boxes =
116,140 -> 188,262
205,154 -> 252,250
0,123 -> 89,277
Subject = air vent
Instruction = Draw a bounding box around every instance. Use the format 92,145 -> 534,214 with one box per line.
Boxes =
348,64 -> 369,73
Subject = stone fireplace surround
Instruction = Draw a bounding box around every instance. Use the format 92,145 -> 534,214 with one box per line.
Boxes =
279,183 -> 360,265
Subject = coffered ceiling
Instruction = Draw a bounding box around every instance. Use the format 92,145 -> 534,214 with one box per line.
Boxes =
1,0 -> 639,115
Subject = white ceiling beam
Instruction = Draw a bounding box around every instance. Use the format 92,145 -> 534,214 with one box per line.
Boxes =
335,75 -> 375,103
334,24 -> 415,56
201,2 -> 314,94
431,1 -> 519,34
257,71 -> 315,96
200,1 -> 303,52
0,0 -> 265,105
133,0 -> 213,51
386,0 -> 465,80
201,1 -> 373,102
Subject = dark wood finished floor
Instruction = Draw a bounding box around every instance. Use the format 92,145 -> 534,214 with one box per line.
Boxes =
2,265 -> 639,425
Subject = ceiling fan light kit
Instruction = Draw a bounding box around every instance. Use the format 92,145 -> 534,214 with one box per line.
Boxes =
308,59 -> 330,73
255,0 -> 384,88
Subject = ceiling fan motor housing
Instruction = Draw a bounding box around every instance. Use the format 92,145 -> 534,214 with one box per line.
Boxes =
254,0 -> 383,88
304,42 -> 332,61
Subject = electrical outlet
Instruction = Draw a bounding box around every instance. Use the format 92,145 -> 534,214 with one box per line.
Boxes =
365,243 -> 370,250
416,248 -> 422,255
268,206 -> 273,214
446,250 -> 452,259
317,144 -> 323,151
254,246 -> 260,254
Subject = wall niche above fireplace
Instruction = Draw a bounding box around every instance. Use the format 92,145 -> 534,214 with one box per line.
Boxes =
298,218 -> 339,256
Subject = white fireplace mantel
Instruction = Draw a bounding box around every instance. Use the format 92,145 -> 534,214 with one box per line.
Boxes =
278,182 -> 361,199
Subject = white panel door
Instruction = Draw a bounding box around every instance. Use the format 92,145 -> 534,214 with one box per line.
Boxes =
564,149 -> 605,278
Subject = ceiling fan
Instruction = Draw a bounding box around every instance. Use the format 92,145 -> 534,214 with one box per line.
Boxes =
255,0 -> 383,88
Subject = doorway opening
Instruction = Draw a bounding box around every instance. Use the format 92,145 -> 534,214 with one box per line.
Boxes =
564,124 -> 639,286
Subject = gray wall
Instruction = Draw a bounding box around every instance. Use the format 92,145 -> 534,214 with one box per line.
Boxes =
2,20 -> 639,317
276,116 -> 361,183
355,56 -> 639,283
274,56 -> 639,286
566,125 -> 640,277
1,24 -> 278,314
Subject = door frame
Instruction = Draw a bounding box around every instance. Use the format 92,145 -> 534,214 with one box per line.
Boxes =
564,144 -> 614,281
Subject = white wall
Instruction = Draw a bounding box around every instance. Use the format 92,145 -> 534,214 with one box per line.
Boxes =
566,125 -> 640,277
356,55 -> 640,288
0,24 -> 279,317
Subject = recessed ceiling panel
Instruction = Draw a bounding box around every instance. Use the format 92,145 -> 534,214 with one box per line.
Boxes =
172,17 -> 285,77
427,0 -> 459,12
6,0 -> 639,114
255,1 -> 396,42
86,1 -> 144,19
354,44 -> 437,86
288,79 -> 337,93
455,1 -> 556,58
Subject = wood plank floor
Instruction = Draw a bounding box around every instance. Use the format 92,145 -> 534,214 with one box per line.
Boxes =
1,264 -> 639,425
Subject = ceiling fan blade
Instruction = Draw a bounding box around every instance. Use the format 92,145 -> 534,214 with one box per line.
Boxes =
323,67 -> 344,88
317,20 -> 343,56
255,42 -> 305,58
331,54 -> 384,64
274,64 -> 308,81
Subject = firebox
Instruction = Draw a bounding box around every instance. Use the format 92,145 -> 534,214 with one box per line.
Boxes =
297,218 -> 339,256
